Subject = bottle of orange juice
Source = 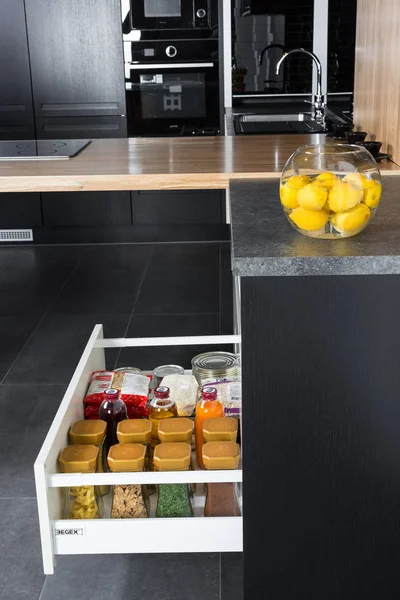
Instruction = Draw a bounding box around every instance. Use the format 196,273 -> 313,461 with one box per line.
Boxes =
195,387 -> 224,469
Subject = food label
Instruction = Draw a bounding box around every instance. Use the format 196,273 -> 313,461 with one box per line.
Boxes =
55,527 -> 84,536
203,378 -> 241,418
120,373 -> 149,396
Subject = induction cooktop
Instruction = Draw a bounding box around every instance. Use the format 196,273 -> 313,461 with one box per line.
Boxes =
0,139 -> 91,160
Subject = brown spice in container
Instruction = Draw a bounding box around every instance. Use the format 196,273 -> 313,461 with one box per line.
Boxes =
111,484 -> 148,518
204,483 -> 241,517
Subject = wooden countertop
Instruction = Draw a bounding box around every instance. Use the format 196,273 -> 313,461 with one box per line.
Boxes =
0,135 -> 398,193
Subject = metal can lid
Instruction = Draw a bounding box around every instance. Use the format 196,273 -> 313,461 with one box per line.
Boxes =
191,352 -> 238,375
153,364 -> 185,378
114,367 -> 142,374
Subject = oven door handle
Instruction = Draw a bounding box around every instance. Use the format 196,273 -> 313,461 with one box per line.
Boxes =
128,62 -> 215,69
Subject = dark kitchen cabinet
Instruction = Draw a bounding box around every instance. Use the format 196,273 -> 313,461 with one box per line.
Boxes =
0,0 -> 34,120
25,0 -> 126,118
0,119 -> 35,141
36,117 -> 127,140
42,191 -> 131,227
131,190 -> 224,225
0,193 -> 42,228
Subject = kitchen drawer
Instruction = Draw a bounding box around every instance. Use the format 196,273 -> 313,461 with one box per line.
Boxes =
42,191 -> 132,227
35,325 -> 242,575
36,116 -> 127,140
0,119 -> 35,140
132,190 -> 224,224
0,193 -> 42,228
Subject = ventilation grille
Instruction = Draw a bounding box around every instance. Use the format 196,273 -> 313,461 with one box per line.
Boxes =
0,229 -> 33,242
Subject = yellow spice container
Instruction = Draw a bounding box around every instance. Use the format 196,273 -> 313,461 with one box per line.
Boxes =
116,420 -> 152,444
202,441 -> 240,470
203,418 -> 238,442
202,441 -> 241,517
69,420 -> 108,495
59,445 -> 103,519
158,418 -> 193,443
107,443 -> 148,518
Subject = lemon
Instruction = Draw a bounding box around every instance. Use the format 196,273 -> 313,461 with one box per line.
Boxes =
297,182 -> 328,211
289,207 -> 329,231
331,203 -> 371,232
315,172 -> 337,189
362,180 -> 382,208
343,173 -> 374,189
280,175 -> 310,209
328,180 -> 363,213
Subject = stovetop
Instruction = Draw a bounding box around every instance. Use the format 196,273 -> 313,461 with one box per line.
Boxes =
0,139 -> 91,160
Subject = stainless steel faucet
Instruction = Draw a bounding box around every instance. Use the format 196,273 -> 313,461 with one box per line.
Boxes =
276,48 -> 324,119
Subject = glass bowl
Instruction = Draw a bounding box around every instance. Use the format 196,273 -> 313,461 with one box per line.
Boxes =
280,144 -> 382,239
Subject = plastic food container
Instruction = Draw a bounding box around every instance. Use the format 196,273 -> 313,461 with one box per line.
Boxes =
203,441 -> 241,518
154,443 -> 193,518
116,419 -> 152,444
158,418 -> 193,443
107,443 -> 149,519
202,442 -> 240,470
69,419 -> 108,495
203,418 -> 238,442
280,144 -> 382,239
59,445 -> 103,519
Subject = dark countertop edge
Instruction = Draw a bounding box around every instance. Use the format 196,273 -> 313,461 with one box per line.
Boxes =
232,256 -> 400,278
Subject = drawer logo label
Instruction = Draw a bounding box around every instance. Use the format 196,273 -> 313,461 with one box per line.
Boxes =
55,528 -> 84,536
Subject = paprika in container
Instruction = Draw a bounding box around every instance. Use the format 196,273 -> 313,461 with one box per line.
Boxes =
195,387 -> 224,469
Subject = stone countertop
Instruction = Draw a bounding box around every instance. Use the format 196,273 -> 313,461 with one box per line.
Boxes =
230,175 -> 400,276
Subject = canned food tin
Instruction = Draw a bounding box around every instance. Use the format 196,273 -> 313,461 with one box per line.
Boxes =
114,367 -> 142,374
153,364 -> 185,389
191,352 -> 239,387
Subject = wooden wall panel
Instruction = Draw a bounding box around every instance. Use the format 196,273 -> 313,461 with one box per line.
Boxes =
354,0 -> 400,164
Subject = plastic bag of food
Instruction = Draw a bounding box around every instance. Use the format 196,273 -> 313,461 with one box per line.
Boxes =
160,374 -> 198,417
83,370 -> 151,418
83,371 -> 115,405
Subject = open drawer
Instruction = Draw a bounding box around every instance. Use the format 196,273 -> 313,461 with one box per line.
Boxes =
34,325 -> 243,574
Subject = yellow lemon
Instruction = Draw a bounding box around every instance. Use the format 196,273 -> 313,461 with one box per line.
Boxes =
297,182 -> 328,211
280,175 -> 310,209
315,172 -> 337,189
328,180 -> 363,213
343,173 -> 374,189
362,180 -> 382,208
330,203 -> 371,232
289,207 -> 329,231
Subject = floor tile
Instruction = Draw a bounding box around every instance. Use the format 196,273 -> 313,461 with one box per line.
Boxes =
221,553 -> 243,600
0,430 -> 47,498
135,244 -> 220,314
40,553 -> 219,600
0,499 -> 45,600
220,243 -> 234,335
4,315 -> 130,384
0,316 -> 40,381
116,314 -> 220,370
0,246 -> 83,316
0,384 -> 66,435
50,245 -> 152,315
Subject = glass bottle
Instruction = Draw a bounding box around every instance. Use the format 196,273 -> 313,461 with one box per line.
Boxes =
148,387 -> 178,442
99,388 -> 127,451
59,445 -> 103,519
202,441 -> 241,518
69,419 -> 108,496
195,387 -> 224,469
154,442 -> 193,518
107,443 -> 149,519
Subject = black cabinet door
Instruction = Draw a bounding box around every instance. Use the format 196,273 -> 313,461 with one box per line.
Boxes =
0,193 -> 42,228
42,191 -> 132,227
0,119 -> 35,141
131,190 -> 224,224
36,116 -> 127,139
0,0 -> 34,119
25,0 -> 126,118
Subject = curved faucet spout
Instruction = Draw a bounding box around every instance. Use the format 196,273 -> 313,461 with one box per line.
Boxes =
276,48 -> 324,111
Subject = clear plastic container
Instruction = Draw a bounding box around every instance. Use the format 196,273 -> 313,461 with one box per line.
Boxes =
148,387 -> 177,442
195,387 -> 224,469
69,419 -> 108,495
108,443 -> 149,519
154,442 -> 193,518
59,445 -> 103,519
203,441 -> 241,518
280,143 -> 382,239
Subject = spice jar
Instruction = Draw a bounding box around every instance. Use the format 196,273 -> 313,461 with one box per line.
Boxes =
69,419 -> 108,496
59,445 -> 103,519
158,418 -> 193,443
107,443 -> 149,519
148,387 -> 177,441
117,419 -> 152,470
195,387 -> 224,469
203,417 -> 238,442
154,442 -> 193,518
99,388 -> 128,451
202,441 -> 241,518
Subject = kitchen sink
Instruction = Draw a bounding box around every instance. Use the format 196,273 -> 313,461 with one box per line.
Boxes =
234,112 -> 326,135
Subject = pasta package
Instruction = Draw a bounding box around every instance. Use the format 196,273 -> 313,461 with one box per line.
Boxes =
84,370 -> 151,418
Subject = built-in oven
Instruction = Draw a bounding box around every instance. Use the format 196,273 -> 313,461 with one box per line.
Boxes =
129,0 -> 212,31
126,61 -> 220,136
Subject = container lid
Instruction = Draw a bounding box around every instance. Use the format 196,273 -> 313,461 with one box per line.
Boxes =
117,419 -> 152,444
154,442 -> 191,471
203,418 -> 238,442
69,420 -> 107,445
154,364 -> 185,378
104,388 -> 119,400
202,442 -> 240,470
201,386 -> 218,401
191,352 -> 238,375
59,445 -> 99,473
158,418 -> 194,443
107,443 -> 146,472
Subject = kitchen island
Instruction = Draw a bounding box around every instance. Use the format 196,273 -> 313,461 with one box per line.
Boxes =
2,135 -> 400,598
231,175 -> 400,599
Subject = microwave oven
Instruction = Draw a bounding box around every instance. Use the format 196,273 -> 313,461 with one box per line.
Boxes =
129,0 -> 212,31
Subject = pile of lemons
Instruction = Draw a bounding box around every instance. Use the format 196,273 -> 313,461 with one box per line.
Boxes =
280,171 -> 382,236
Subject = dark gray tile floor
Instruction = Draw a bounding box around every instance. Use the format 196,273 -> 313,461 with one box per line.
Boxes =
0,242 -> 242,600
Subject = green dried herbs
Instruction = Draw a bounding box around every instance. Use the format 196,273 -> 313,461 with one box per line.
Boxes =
156,484 -> 193,518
